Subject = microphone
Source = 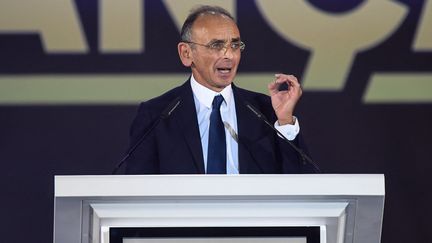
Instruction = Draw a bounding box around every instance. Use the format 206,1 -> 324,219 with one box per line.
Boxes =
111,97 -> 182,174
223,121 -> 238,142
244,101 -> 321,173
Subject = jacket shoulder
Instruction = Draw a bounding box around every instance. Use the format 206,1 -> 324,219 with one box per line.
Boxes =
233,85 -> 275,119
129,81 -> 188,138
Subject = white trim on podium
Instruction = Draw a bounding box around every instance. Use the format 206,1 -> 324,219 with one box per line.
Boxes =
55,174 -> 385,197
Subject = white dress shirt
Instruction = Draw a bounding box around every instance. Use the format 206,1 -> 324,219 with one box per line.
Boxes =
190,75 -> 300,174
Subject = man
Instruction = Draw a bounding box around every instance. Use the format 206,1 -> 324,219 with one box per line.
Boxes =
125,5 -> 317,174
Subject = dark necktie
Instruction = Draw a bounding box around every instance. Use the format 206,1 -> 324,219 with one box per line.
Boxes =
207,95 -> 226,174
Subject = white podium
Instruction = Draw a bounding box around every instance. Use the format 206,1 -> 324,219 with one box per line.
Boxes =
54,174 -> 385,243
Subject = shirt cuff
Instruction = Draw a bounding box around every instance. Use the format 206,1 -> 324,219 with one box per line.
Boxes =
274,116 -> 300,141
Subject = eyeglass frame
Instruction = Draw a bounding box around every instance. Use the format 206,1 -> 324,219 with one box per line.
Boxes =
181,39 -> 246,52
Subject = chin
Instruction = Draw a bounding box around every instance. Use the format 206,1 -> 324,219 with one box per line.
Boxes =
217,79 -> 234,87
217,74 -> 235,83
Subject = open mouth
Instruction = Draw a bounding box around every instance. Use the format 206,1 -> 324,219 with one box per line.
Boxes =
216,67 -> 232,74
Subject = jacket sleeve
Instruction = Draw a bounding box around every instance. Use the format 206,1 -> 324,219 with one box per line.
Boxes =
275,132 -> 320,173
259,97 -> 319,174
124,102 -> 160,174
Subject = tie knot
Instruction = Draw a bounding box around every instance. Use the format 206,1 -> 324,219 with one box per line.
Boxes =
212,95 -> 224,109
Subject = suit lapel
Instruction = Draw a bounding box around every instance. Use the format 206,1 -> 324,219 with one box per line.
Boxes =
171,82 -> 273,174
173,81 -> 205,173
233,86 -> 268,174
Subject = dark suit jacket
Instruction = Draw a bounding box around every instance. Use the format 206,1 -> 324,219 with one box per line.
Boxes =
125,80 -> 316,174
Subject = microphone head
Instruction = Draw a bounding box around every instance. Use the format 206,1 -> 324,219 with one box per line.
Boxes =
244,101 -> 263,118
161,96 -> 182,119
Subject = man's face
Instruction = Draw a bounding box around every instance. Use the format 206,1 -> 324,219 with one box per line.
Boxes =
189,15 -> 241,92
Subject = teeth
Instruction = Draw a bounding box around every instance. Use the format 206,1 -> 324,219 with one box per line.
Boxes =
217,68 -> 231,74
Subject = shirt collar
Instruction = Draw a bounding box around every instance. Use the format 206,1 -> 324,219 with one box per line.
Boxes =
190,74 -> 233,109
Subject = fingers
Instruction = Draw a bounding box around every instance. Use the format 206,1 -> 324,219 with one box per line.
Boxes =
274,73 -> 301,89
268,73 -> 302,95
267,79 -> 279,96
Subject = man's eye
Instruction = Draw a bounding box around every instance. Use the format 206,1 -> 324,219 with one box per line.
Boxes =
231,42 -> 241,49
209,42 -> 225,50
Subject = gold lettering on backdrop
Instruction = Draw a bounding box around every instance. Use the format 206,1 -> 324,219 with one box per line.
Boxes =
256,1 -> 408,90
365,0 -> 432,103
0,0 -> 88,53
163,0 -> 235,31
0,1 -> 431,103
413,0 -> 432,50
100,0 -> 143,53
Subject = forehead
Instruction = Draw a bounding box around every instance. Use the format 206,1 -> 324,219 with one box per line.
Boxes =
191,14 -> 240,42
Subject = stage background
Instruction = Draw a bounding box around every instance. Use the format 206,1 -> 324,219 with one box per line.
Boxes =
1,0 -> 431,242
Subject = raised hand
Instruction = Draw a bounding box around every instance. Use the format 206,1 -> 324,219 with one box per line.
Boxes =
267,73 -> 302,125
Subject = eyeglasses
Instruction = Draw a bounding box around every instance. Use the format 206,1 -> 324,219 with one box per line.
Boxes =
183,40 -> 246,52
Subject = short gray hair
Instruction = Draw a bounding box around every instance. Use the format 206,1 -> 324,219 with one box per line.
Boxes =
180,5 -> 235,42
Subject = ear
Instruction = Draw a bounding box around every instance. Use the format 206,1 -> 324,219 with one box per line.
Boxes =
178,42 -> 193,67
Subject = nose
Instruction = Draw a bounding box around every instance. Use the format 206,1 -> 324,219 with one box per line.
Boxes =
222,44 -> 235,58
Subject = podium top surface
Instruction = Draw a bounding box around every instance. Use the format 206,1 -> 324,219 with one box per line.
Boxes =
54,174 -> 385,198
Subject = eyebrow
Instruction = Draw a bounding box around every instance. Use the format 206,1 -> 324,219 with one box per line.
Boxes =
208,37 -> 241,43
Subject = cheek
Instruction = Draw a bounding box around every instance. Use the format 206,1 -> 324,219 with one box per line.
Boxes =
196,54 -> 213,66
235,53 -> 241,63
203,58 -> 217,71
